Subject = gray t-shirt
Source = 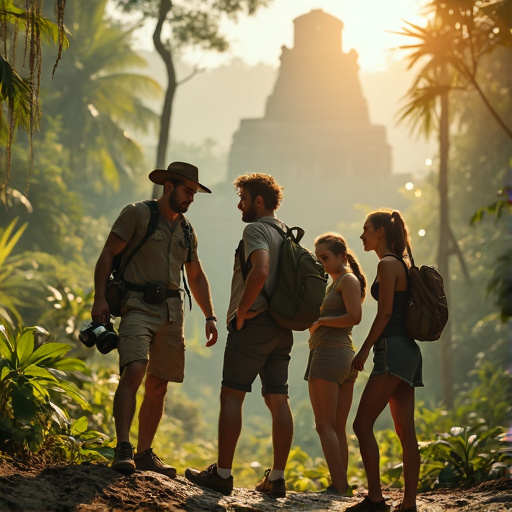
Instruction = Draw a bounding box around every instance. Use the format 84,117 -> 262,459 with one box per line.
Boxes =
226,216 -> 286,324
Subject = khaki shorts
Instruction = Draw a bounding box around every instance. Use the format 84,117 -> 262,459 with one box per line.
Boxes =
304,344 -> 357,384
118,293 -> 185,382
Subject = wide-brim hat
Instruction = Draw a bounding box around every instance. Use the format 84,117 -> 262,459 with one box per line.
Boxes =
149,161 -> 212,193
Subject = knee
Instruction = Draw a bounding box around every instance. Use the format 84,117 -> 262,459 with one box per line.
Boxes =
263,393 -> 289,412
314,419 -> 336,437
120,361 -> 146,390
394,422 -> 417,445
352,415 -> 369,439
220,386 -> 245,408
144,375 -> 169,400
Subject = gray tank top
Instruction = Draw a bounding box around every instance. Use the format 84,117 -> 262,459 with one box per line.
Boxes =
308,274 -> 354,350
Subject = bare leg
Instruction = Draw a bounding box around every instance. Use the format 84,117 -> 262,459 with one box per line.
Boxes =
336,380 -> 355,478
389,381 -> 419,509
352,374 -> 402,502
137,373 -> 169,453
263,393 -> 294,470
113,360 -> 147,443
309,377 -> 348,491
217,386 -> 246,469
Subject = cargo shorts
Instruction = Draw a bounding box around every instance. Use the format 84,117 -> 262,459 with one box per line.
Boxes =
221,311 -> 293,395
118,292 -> 185,382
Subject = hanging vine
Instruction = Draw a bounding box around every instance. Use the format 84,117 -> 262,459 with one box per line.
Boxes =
0,0 -> 67,199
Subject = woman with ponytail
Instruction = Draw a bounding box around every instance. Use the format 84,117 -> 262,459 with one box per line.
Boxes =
347,209 -> 422,512
305,232 -> 366,496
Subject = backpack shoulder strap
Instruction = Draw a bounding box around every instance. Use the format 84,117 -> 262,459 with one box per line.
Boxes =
259,219 -> 305,243
179,216 -> 195,310
382,252 -> 409,274
117,200 -> 160,278
180,216 -> 194,263
143,199 -> 160,237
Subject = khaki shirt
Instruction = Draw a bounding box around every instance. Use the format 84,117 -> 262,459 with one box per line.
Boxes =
112,201 -> 199,290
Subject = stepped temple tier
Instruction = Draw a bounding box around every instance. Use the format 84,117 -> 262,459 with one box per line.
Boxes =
227,9 -> 392,183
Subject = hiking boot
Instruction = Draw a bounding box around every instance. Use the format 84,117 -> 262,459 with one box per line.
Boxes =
393,504 -> 417,512
325,483 -> 354,497
134,448 -> 177,478
111,441 -> 135,474
185,463 -> 233,496
346,496 -> 390,511
255,468 -> 286,498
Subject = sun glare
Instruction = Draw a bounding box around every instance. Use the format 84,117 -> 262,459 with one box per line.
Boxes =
172,0 -> 427,72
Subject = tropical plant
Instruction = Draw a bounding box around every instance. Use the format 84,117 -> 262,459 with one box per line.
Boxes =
0,218 -> 46,325
44,415 -> 114,464
0,319 -> 90,454
40,0 -> 161,195
419,426 -> 512,490
39,283 -> 94,347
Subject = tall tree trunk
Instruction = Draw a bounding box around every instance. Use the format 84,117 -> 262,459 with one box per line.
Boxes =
437,65 -> 454,408
152,0 -> 176,198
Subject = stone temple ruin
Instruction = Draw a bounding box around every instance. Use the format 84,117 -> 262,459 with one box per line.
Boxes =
227,9 -> 392,185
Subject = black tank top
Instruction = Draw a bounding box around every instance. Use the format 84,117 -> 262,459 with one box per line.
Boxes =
370,254 -> 409,338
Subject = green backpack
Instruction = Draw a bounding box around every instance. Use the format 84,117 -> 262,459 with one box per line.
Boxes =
239,221 -> 328,331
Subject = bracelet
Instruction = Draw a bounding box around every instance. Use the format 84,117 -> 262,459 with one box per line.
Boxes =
205,316 -> 217,322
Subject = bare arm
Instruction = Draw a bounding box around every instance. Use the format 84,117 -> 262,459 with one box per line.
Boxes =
91,231 -> 127,324
236,248 -> 269,330
352,258 -> 397,371
184,260 -> 218,347
309,273 -> 362,333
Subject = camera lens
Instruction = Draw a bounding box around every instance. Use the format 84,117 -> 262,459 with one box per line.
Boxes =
78,324 -> 96,348
96,330 -> 118,354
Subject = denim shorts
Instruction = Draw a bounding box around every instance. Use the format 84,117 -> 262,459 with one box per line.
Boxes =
222,311 -> 293,394
371,335 -> 424,387
304,344 -> 357,385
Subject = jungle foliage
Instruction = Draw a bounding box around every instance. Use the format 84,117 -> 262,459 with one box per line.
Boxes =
0,0 -> 510,497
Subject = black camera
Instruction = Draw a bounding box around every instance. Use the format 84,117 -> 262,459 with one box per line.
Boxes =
79,322 -> 118,354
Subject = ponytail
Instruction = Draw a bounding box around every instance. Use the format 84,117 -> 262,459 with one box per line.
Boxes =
347,251 -> 367,301
368,208 -> 412,259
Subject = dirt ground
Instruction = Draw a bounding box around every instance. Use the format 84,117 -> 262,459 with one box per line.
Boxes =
0,456 -> 511,512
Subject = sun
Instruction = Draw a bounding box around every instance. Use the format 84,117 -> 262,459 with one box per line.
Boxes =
176,0 -> 427,73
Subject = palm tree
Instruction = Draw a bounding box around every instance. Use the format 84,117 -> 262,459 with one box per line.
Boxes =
397,0 -> 512,407
41,0 -> 162,193
396,14 -> 461,408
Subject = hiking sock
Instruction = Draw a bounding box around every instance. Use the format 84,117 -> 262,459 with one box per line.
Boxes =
216,466 -> 232,479
269,469 -> 285,480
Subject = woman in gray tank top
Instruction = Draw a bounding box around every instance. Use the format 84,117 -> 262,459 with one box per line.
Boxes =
305,233 -> 366,496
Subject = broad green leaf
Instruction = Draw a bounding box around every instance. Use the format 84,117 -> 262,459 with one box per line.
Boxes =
15,329 -> 36,365
23,342 -> 70,367
71,416 -> 89,436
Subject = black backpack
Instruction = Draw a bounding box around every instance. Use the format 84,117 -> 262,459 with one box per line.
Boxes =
239,221 -> 328,331
388,253 -> 449,341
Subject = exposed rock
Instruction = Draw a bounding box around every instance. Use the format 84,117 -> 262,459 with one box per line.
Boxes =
1,459 -> 511,511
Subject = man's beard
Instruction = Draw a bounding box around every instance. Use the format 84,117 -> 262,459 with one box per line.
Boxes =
169,190 -> 189,213
242,202 -> 258,222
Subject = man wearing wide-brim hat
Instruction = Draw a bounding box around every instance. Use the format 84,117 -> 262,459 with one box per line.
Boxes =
91,161 -> 218,477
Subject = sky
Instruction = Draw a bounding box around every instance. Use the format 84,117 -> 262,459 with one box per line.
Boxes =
130,0 -> 427,73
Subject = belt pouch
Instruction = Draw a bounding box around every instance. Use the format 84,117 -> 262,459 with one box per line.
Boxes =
143,283 -> 166,304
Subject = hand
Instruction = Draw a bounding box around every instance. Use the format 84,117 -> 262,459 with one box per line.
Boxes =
91,297 -> 110,325
235,308 -> 246,331
309,320 -> 320,334
352,348 -> 370,372
205,319 -> 218,347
